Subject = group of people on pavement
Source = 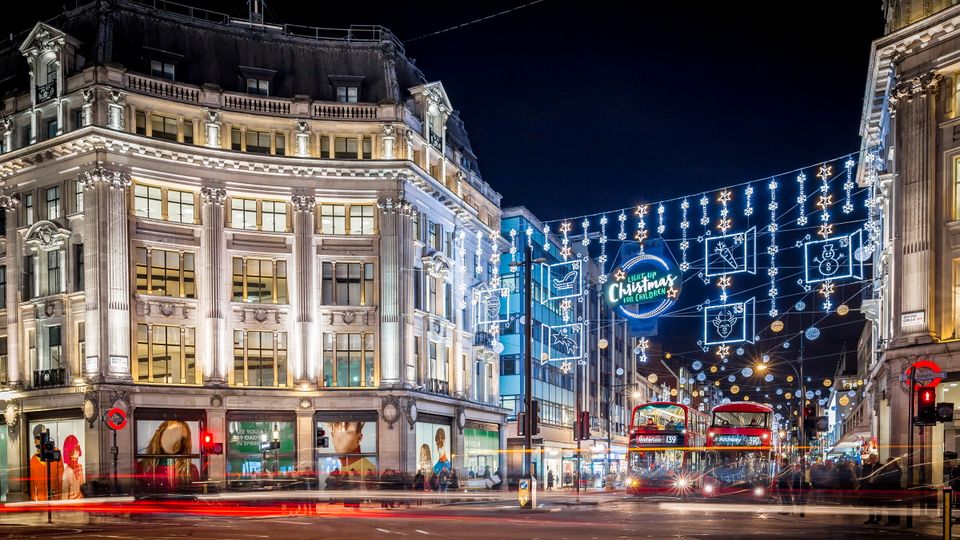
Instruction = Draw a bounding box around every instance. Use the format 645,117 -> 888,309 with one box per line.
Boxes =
776,454 -> 904,526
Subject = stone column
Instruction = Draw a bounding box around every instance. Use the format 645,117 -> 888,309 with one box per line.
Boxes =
1,118 -> 12,153
890,72 -> 941,340
291,195 -> 317,387
200,187 -> 228,384
378,196 -> 411,387
78,165 -> 132,382
81,89 -> 95,128
1,196 -> 20,387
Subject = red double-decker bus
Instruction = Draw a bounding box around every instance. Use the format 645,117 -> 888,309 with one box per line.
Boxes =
626,402 -> 707,494
703,402 -> 776,498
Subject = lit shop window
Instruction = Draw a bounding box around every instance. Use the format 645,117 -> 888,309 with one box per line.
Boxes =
135,324 -> 199,385
321,332 -> 375,388
233,330 -> 288,387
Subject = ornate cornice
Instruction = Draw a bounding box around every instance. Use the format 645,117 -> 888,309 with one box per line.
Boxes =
200,187 -> 226,206
0,194 -> 19,210
291,194 -> 316,213
889,71 -> 943,111
78,166 -> 131,191
377,196 -> 412,216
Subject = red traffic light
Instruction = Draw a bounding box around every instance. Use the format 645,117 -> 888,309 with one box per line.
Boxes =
919,386 -> 936,407
203,433 -> 213,444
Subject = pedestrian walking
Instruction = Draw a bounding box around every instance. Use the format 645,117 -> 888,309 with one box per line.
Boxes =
858,454 -> 881,524
547,469 -> 555,491
413,470 -> 425,506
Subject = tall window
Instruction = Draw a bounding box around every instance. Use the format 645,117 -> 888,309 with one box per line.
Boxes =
349,205 -> 375,235
135,247 -> 196,298
336,86 -> 358,103
135,111 -> 146,135
46,325 -> 62,371
150,60 -> 175,81
412,211 -> 422,242
167,189 -> 195,224
334,137 -> 358,159
246,78 -> 270,96
245,130 -> 270,154
183,121 -> 193,144
261,201 -> 287,232
47,250 -> 62,295
232,257 -> 287,304
229,198 -> 287,231
0,337 -> 7,386
231,128 -> 242,151
23,255 -> 35,300
73,244 -> 84,291
428,341 -> 449,382
233,330 -> 287,387
321,262 -> 374,305
45,119 -> 58,140
150,115 -> 178,141
429,222 -> 442,252
320,204 -> 346,235
74,180 -> 84,213
135,324 -> 198,385
45,186 -> 61,220
134,184 -> 163,219
322,332 -> 375,387
23,194 -> 34,226
275,133 -> 285,156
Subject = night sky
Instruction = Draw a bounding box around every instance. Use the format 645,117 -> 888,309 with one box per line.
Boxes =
7,1 -> 886,221
3,1 -> 887,390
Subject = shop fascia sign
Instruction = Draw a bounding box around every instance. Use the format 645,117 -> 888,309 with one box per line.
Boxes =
604,253 -> 681,320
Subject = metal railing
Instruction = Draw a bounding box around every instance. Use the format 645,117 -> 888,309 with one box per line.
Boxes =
474,332 -> 494,349
33,368 -> 67,389
429,131 -> 442,150
35,81 -> 56,103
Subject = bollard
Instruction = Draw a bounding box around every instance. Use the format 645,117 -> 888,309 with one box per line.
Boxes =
945,487 -> 952,540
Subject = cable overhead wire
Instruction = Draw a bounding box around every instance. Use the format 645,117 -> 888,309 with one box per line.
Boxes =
405,0 -> 547,43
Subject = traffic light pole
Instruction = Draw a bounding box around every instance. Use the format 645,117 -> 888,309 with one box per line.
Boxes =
907,364 -> 916,528
46,460 -> 52,524
523,244 -> 534,496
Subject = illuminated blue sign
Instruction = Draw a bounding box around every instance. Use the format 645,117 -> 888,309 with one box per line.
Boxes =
604,253 -> 681,320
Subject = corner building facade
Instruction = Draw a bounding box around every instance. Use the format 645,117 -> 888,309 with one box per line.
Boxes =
0,0 -> 505,499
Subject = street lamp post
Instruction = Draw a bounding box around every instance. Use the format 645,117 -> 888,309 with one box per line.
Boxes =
509,244 -> 545,503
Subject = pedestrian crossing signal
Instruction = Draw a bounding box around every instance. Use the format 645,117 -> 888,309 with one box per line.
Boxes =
317,427 -> 328,448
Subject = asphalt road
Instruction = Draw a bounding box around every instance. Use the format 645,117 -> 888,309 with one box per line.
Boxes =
0,495 -> 948,539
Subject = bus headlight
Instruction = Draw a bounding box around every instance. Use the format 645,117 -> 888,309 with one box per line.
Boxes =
703,484 -> 715,494
674,478 -> 689,489
753,487 -> 765,497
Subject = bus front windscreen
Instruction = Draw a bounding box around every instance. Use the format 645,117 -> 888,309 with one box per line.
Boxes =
711,411 -> 769,429
630,449 -> 684,481
634,404 -> 686,431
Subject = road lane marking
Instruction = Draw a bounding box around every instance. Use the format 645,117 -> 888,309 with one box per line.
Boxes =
415,529 -> 430,535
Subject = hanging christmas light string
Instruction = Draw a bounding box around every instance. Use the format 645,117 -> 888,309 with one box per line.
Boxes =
863,150 -> 882,255
795,170 -> 808,226
767,178 -> 780,317
542,224 -> 552,254
474,231 -> 484,276
540,151 -> 858,228
635,204 -> 649,252
457,229 -> 467,309
526,225 -> 534,248
679,198 -> 691,272
598,215 -> 609,284
581,218 -> 591,247
816,163 -> 835,312
509,228 -> 518,263
637,337 -> 649,363
716,189 -> 733,302
744,183 -> 754,217
489,231 -> 501,288
657,203 -> 666,236
617,210 -> 627,241
560,221 -> 572,260
842,158 -> 856,214
699,193 -> 710,228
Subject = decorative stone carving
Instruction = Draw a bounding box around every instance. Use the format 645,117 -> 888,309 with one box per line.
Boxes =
404,396 -> 418,428
381,395 -> 402,429
423,251 -> 452,279
109,390 -> 130,411
200,187 -> 226,206
83,391 -> 99,428
78,166 -> 131,191
2,400 -> 20,431
159,302 -> 176,317
23,220 -> 70,251
888,71 -> 943,111
291,195 -> 316,213
0,194 -> 19,210
377,197 -> 412,216
210,394 -> 224,408
241,307 -> 281,324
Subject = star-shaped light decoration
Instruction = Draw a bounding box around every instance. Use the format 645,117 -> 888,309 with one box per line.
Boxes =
717,275 -> 731,289
559,361 -> 572,375
819,281 -> 835,297
717,190 -> 732,204
817,223 -> 833,238
635,229 -> 648,242
614,268 -> 627,281
716,345 -> 730,358
559,221 -> 572,234
635,204 -> 649,216
560,298 -> 572,312
816,165 -> 833,180
817,194 -> 833,209
560,245 -> 572,259
666,287 -> 679,299
716,217 -> 732,233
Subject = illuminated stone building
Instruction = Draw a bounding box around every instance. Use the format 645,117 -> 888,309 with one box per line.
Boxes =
0,0 -> 505,498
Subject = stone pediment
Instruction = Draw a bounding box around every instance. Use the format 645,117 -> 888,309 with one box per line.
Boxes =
422,250 -> 451,279
23,220 -> 71,250
18,22 -> 78,58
